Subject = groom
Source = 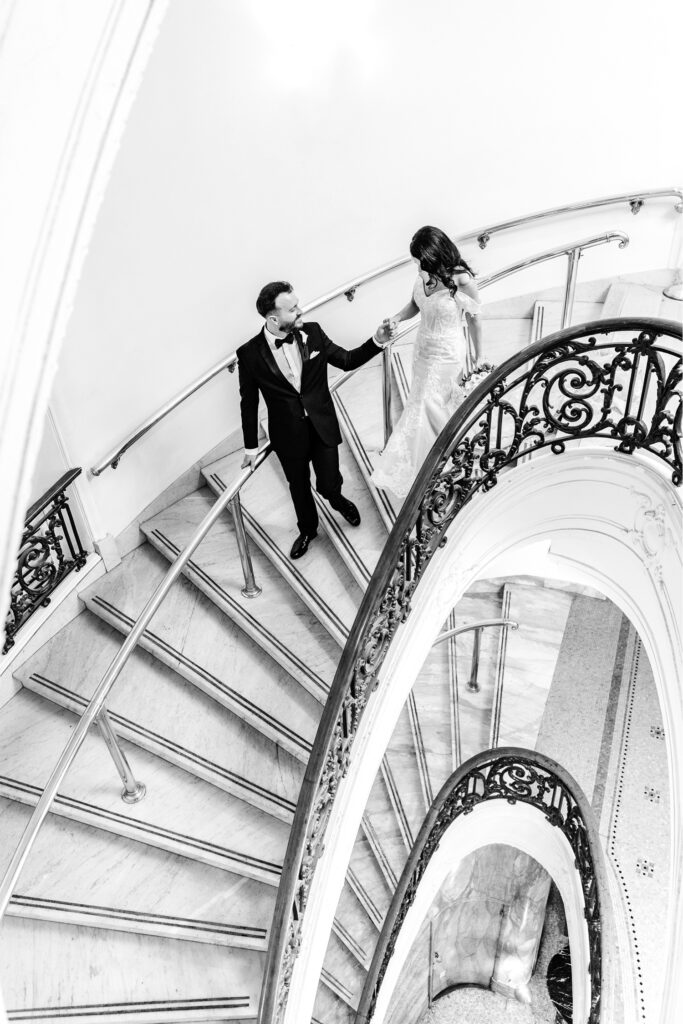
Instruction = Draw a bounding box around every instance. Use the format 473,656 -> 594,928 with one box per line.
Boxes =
238,281 -> 389,559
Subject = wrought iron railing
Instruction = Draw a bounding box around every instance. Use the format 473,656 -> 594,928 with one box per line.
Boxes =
356,748 -> 607,1023
3,469 -> 87,654
259,317 -> 682,1023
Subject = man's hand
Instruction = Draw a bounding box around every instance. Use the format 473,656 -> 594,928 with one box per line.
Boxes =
375,318 -> 399,346
241,451 -> 257,470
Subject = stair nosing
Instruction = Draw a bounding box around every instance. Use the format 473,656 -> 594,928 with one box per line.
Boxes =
144,528 -> 329,704
0,776 -> 282,885
7,894 -> 267,949
81,595 -> 314,763
22,672 -> 296,824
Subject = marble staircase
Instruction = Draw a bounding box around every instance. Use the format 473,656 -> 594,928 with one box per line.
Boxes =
0,280 -> 676,1022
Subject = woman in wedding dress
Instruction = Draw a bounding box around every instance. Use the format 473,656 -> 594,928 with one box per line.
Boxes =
371,225 -> 487,499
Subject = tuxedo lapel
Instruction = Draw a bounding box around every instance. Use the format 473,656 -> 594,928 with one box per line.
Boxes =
257,331 -> 298,391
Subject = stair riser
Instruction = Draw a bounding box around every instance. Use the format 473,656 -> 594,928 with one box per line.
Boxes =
20,674 -> 295,825
0,782 -> 281,888
81,595 -> 311,764
5,902 -> 267,950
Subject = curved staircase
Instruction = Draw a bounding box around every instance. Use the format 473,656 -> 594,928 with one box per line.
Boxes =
0,279 -> 678,1022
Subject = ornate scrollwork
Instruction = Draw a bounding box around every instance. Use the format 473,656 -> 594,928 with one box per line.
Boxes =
366,753 -> 603,1023
267,321 -> 680,1024
3,471 -> 87,654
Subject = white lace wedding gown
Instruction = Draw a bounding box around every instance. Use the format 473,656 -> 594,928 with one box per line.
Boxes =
371,276 -> 481,498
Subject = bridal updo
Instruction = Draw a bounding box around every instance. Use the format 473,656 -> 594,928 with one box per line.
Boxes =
410,225 -> 475,297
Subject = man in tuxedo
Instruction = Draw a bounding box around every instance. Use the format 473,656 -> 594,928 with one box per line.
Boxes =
238,281 -> 389,559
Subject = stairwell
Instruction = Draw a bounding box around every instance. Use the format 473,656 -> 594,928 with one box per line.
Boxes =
0,279 -> 678,1022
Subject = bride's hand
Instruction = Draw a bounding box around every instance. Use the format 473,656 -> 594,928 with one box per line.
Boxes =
375,318 -> 399,345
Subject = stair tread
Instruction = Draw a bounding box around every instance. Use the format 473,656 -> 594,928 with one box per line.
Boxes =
0,917 -> 261,1019
333,883 -> 378,970
333,363 -> 399,526
348,829 -> 392,926
0,692 -> 288,883
312,984 -> 355,1024
203,450 -> 362,638
81,543 -> 321,756
321,931 -> 366,1010
0,798 -> 274,947
140,488 -> 339,698
383,708 -> 427,841
363,776 -> 408,887
15,613 -> 302,821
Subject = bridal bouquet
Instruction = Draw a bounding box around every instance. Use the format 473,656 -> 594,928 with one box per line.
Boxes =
460,361 -> 496,395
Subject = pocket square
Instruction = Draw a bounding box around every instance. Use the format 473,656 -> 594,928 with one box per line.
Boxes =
309,350 -> 320,360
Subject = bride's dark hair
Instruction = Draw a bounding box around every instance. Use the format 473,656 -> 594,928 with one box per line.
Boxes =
410,225 -> 475,296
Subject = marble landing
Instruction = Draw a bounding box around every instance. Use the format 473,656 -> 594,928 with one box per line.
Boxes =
15,612 -> 303,823
496,583 -> 574,750
203,449 -> 362,642
141,488 -> 340,698
0,691 -> 289,884
0,917 -> 262,1021
0,798 -> 274,949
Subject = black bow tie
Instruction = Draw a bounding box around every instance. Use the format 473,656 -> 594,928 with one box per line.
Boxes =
274,329 -> 301,349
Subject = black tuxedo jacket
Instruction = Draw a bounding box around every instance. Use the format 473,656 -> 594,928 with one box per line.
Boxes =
237,322 -> 381,458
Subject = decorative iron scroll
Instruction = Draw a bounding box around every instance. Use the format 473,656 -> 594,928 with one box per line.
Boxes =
362,751 -> 603,1022
3,469 -> 87,654
261,318 -> 681,1024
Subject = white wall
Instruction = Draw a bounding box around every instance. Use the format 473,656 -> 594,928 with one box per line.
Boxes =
49,0 -> 683,541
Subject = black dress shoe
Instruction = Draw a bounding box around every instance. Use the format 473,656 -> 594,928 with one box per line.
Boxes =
334,496 -> 361,527
290,532 -> 317,559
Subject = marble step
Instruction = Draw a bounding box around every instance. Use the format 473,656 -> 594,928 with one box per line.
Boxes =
362,772 -> 410,889
331,882 -> 379,970
202,450 -> 361,643
333,363 -> 398,529
382,708 -> 426,844
81,543 -> 321,761
0,798 -> 273,949
312,984 -> 355,1024
0,692 -> 288,885
140,488 -> 339,700
15,613 -> 302,824
320,932 -> 366,1010
347,829 -> 392,930
0,917 -> 261,1022
205,441 -> 387,594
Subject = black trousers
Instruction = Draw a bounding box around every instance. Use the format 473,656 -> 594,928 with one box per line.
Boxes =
276,420 -> 343,535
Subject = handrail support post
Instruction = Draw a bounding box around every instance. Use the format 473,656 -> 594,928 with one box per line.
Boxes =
229,492 -> 262,598
96,709 -> 146,804
561,247 -> 581,329
381,346 -> 393,449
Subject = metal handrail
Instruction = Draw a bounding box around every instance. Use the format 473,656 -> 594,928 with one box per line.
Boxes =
433,618 -> 518,645
90,187 -> 681,475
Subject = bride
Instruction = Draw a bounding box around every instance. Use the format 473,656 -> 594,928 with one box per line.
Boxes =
371,225 -> 487,499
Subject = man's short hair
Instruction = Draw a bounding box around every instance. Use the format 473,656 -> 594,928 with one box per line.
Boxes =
256,281 -> 292,319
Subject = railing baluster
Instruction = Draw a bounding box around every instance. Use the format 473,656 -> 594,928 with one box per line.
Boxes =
381,346 -> 393,449
561,247 -> 581,328
95,709 -> 146,804
228,492 -> 262,598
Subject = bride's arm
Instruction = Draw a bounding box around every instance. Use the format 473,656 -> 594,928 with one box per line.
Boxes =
392,297 -> 419,323
454,271 -> 485,366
